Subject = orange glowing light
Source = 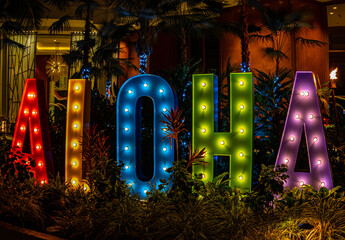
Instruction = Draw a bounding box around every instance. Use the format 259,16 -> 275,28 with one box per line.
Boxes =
330,68 -> 338,80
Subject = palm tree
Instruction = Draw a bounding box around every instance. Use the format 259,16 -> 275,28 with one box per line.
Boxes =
0,0 -> 46,49
253,7 -> 326,77
162,0 -> 225,66
47,0 -> 101,79
113,0 -> 178,74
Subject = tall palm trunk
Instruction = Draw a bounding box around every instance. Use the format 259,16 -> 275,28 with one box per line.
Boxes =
240,0 -> 250,72
83,3 -> 91,81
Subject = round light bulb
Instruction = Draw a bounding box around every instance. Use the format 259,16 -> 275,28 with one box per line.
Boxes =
295,114 -> 300,119
72,161 -> 78,166
163,108 -> 167,112
239,128 -> 244,134
300,91 -> 305,96
125,146 -> 129,151
162,128 -> 167,132
163,167 -> 167,171
290,136 -> 295,142
125,165 -> 129,169
36,145 -> 41,150
72,180 -> 77,185
73,124 -> 79,129
144,189 -> 148,193
309,114 -> 314,119
305,91 -> 309,96
72,142 -> 78,148
201,82 -> 206,87
317,160 -> 322,165
20,126 -> 25,131
239,152 -> 244,157
38,162 -> 43,167
34,128 -> 38,133
125,108 -> 129,112
73,105 -> 79,110
299,181 -> 304,186
202,128 -> 206,133
321,182 -> 325,187
220,140 -> 225,145
284,159 -> 289,164
201,105 -> 206,110
75,85 -> 80,91
159,89 -> 164,93
240,105 -> 244,110
24,109 -> 29,115
32,110 -> 37,115
239,175 -> 243,180
124,127 -> 129,131
128,90 -> 133,94
313,137 -> 318,143
144,83 -> 148,88
41,180 -> 45,184
163,147 -> 167,152
202,174 -> 205,179
239,81 -> 244,86
17,142 -> 21,147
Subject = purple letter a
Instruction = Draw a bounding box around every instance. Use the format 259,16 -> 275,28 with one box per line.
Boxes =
275,71 -> 333,189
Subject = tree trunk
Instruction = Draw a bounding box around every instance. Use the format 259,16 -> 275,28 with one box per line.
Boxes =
83,2 -> 91,81
180,29 -> 188,66
240,0 -> 250,72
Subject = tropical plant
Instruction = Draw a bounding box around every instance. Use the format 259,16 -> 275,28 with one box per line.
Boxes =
253,6 -> 326,76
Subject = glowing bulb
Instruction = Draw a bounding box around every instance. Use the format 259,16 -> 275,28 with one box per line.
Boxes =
72,141 -> 78,148
16,142 -> 21,147
125,108 -> 129,112
300,91 -> 305,96
144,83 -> 148,88
32,110 -> 37,116
202,174 -> 205,179
24,109 -> 29,115
201,105 -> 206,110
75,85 -> 80,91
38,162 -> 43,167
317,160 -> 322,165
240,105 -> 244,110
162,128 -> 167,132
124,146 -> 129,151
36,145 -> 41,150
125,165 -> 130,169
33,128 -> 38,133
144,189 -> 148,193
239,175 -> 243,181
73,105 -> 79,110
72,179 -> 77,185
290,136 -> 295,142
159,89 -> 164,93
201,82 -> 206,87
295,114 -> 300,119
163,167 -> 167,171
128,182 -> 134,187
239,152 -> 244,157
321,182 -> 325,187
73,123 -> 79,129
20,126 -> 25,131
299,181 -> 304,186
27,93 -> 35,98
163,147 -> 167,152
239,128 -> 244,134
128,90 -> 133,94
220,140 -> 225,145
124,127 -> 129,131
72,161 -> 78,166
305,91 -> 309,96
309,114 -> 314,119
284,159 -> 289,164
239,81 -> 244,86
313,137 -> 318,143
163,108 -> 167,112
41,180 -> 45,184
202,128 -> 206,133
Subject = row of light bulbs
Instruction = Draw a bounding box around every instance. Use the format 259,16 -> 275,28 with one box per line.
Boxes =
200,128 -> 244,134
299,180 -> 326,187
200,80 -> 245,88
289,136 -> 319,143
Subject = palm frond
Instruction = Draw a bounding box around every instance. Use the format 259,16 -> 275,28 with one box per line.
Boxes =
296,37 -> 327,48
48,15 -> 71,34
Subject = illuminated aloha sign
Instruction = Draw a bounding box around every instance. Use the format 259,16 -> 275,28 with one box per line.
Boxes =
192,73 -> 253,190
275,71 -> 333,189
11,79 -> 54,183
116,74 -> 176,196
65,79 -> 91,188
